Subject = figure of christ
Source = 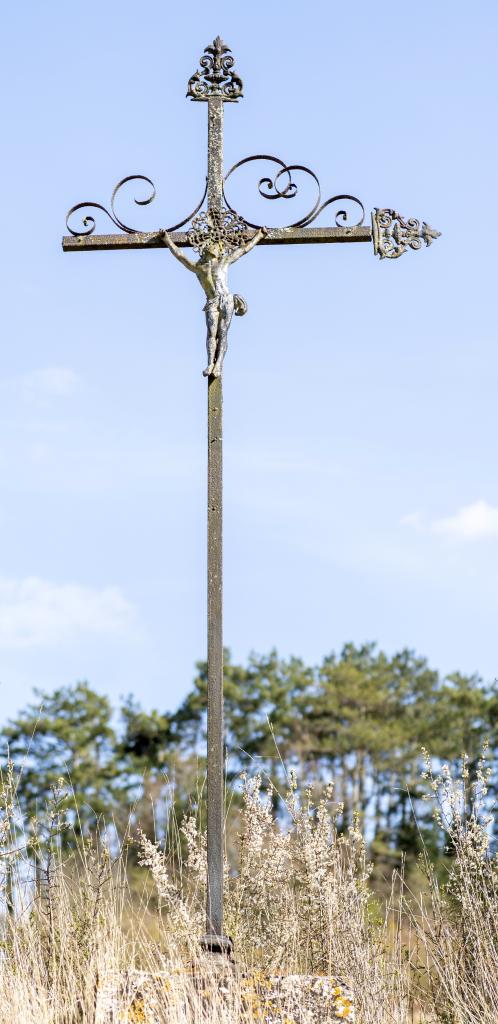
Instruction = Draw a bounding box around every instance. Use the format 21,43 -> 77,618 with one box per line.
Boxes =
160,225 -> 267,377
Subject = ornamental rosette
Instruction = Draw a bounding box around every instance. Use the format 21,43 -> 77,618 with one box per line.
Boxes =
188,207 -> 250,255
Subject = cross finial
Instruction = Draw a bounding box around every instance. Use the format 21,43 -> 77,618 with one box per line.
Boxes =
187,36 -> 243,101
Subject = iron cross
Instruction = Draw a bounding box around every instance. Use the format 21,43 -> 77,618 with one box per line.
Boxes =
62,36 -> 440,956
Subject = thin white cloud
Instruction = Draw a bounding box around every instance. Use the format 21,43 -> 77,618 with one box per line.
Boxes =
432,500 -> 498,541
400,511 -> 423,531
0,577 -> 137,649
21,367 -> 80,401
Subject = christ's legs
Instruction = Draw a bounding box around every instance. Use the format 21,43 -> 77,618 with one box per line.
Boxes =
212,296 -> 234,377
203,304 -> 219,377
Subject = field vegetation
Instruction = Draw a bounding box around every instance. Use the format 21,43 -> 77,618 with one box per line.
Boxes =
0,645 -> 497,1022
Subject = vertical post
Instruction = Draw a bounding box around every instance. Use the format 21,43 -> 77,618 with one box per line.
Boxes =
206,373 -> 224,943
204,94 -> 229,952
207,96 -> 224,213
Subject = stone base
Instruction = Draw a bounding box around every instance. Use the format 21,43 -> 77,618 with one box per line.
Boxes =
96,968 -> 354,1023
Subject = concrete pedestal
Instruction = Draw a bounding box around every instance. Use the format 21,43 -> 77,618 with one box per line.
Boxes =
96,967 -> 354,1023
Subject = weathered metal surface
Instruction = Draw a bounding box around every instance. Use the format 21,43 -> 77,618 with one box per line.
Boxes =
205,87 -> 226,946
372,208 -> 441,259
206,374 -> 223,941
62,224 -> 372,252
207,95 -> 225,212
260,225 -> 372,244
187,36 -> 243,101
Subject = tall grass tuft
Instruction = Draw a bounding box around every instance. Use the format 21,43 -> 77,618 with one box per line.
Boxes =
409,748 -> 498,1023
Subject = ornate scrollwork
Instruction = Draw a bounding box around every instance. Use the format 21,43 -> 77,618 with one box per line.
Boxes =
187,37 -> 243,102
372,208 -> 441,259
223,154 -> 365,230
66,176 -> 208,237
187,207 -> 251,255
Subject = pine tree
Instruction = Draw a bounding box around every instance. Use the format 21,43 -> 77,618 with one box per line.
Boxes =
2,681 -> 121,841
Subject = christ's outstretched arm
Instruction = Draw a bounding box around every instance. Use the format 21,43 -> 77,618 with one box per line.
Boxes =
160,230 -> 197,271
229,226 -> 268,264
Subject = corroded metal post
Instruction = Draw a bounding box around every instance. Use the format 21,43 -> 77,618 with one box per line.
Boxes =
205,90 -> 226,950
207,96 -> 224,211
206,370 -> 224,946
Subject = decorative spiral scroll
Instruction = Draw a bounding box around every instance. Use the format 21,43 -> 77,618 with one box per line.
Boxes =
65,176 -> 208,237
224,155 -> 365,230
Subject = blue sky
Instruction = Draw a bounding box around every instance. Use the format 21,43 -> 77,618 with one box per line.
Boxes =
0,0 -> 497,723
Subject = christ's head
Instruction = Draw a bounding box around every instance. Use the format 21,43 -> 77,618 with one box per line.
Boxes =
199,238 -> 226,261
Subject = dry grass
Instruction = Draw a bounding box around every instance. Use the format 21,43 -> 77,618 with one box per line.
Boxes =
407,750 -> 498,1023
0,755 -> 495,1022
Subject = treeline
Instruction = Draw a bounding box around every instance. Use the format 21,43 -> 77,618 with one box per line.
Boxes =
3,643 -> 497,868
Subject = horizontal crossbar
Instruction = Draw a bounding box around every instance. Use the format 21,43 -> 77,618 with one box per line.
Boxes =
62,225 -> 372,252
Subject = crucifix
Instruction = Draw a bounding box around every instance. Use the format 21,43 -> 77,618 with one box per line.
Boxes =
62,36 -> 440,956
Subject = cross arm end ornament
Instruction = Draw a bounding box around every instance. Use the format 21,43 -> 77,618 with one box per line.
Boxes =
372,208 -> 441,259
